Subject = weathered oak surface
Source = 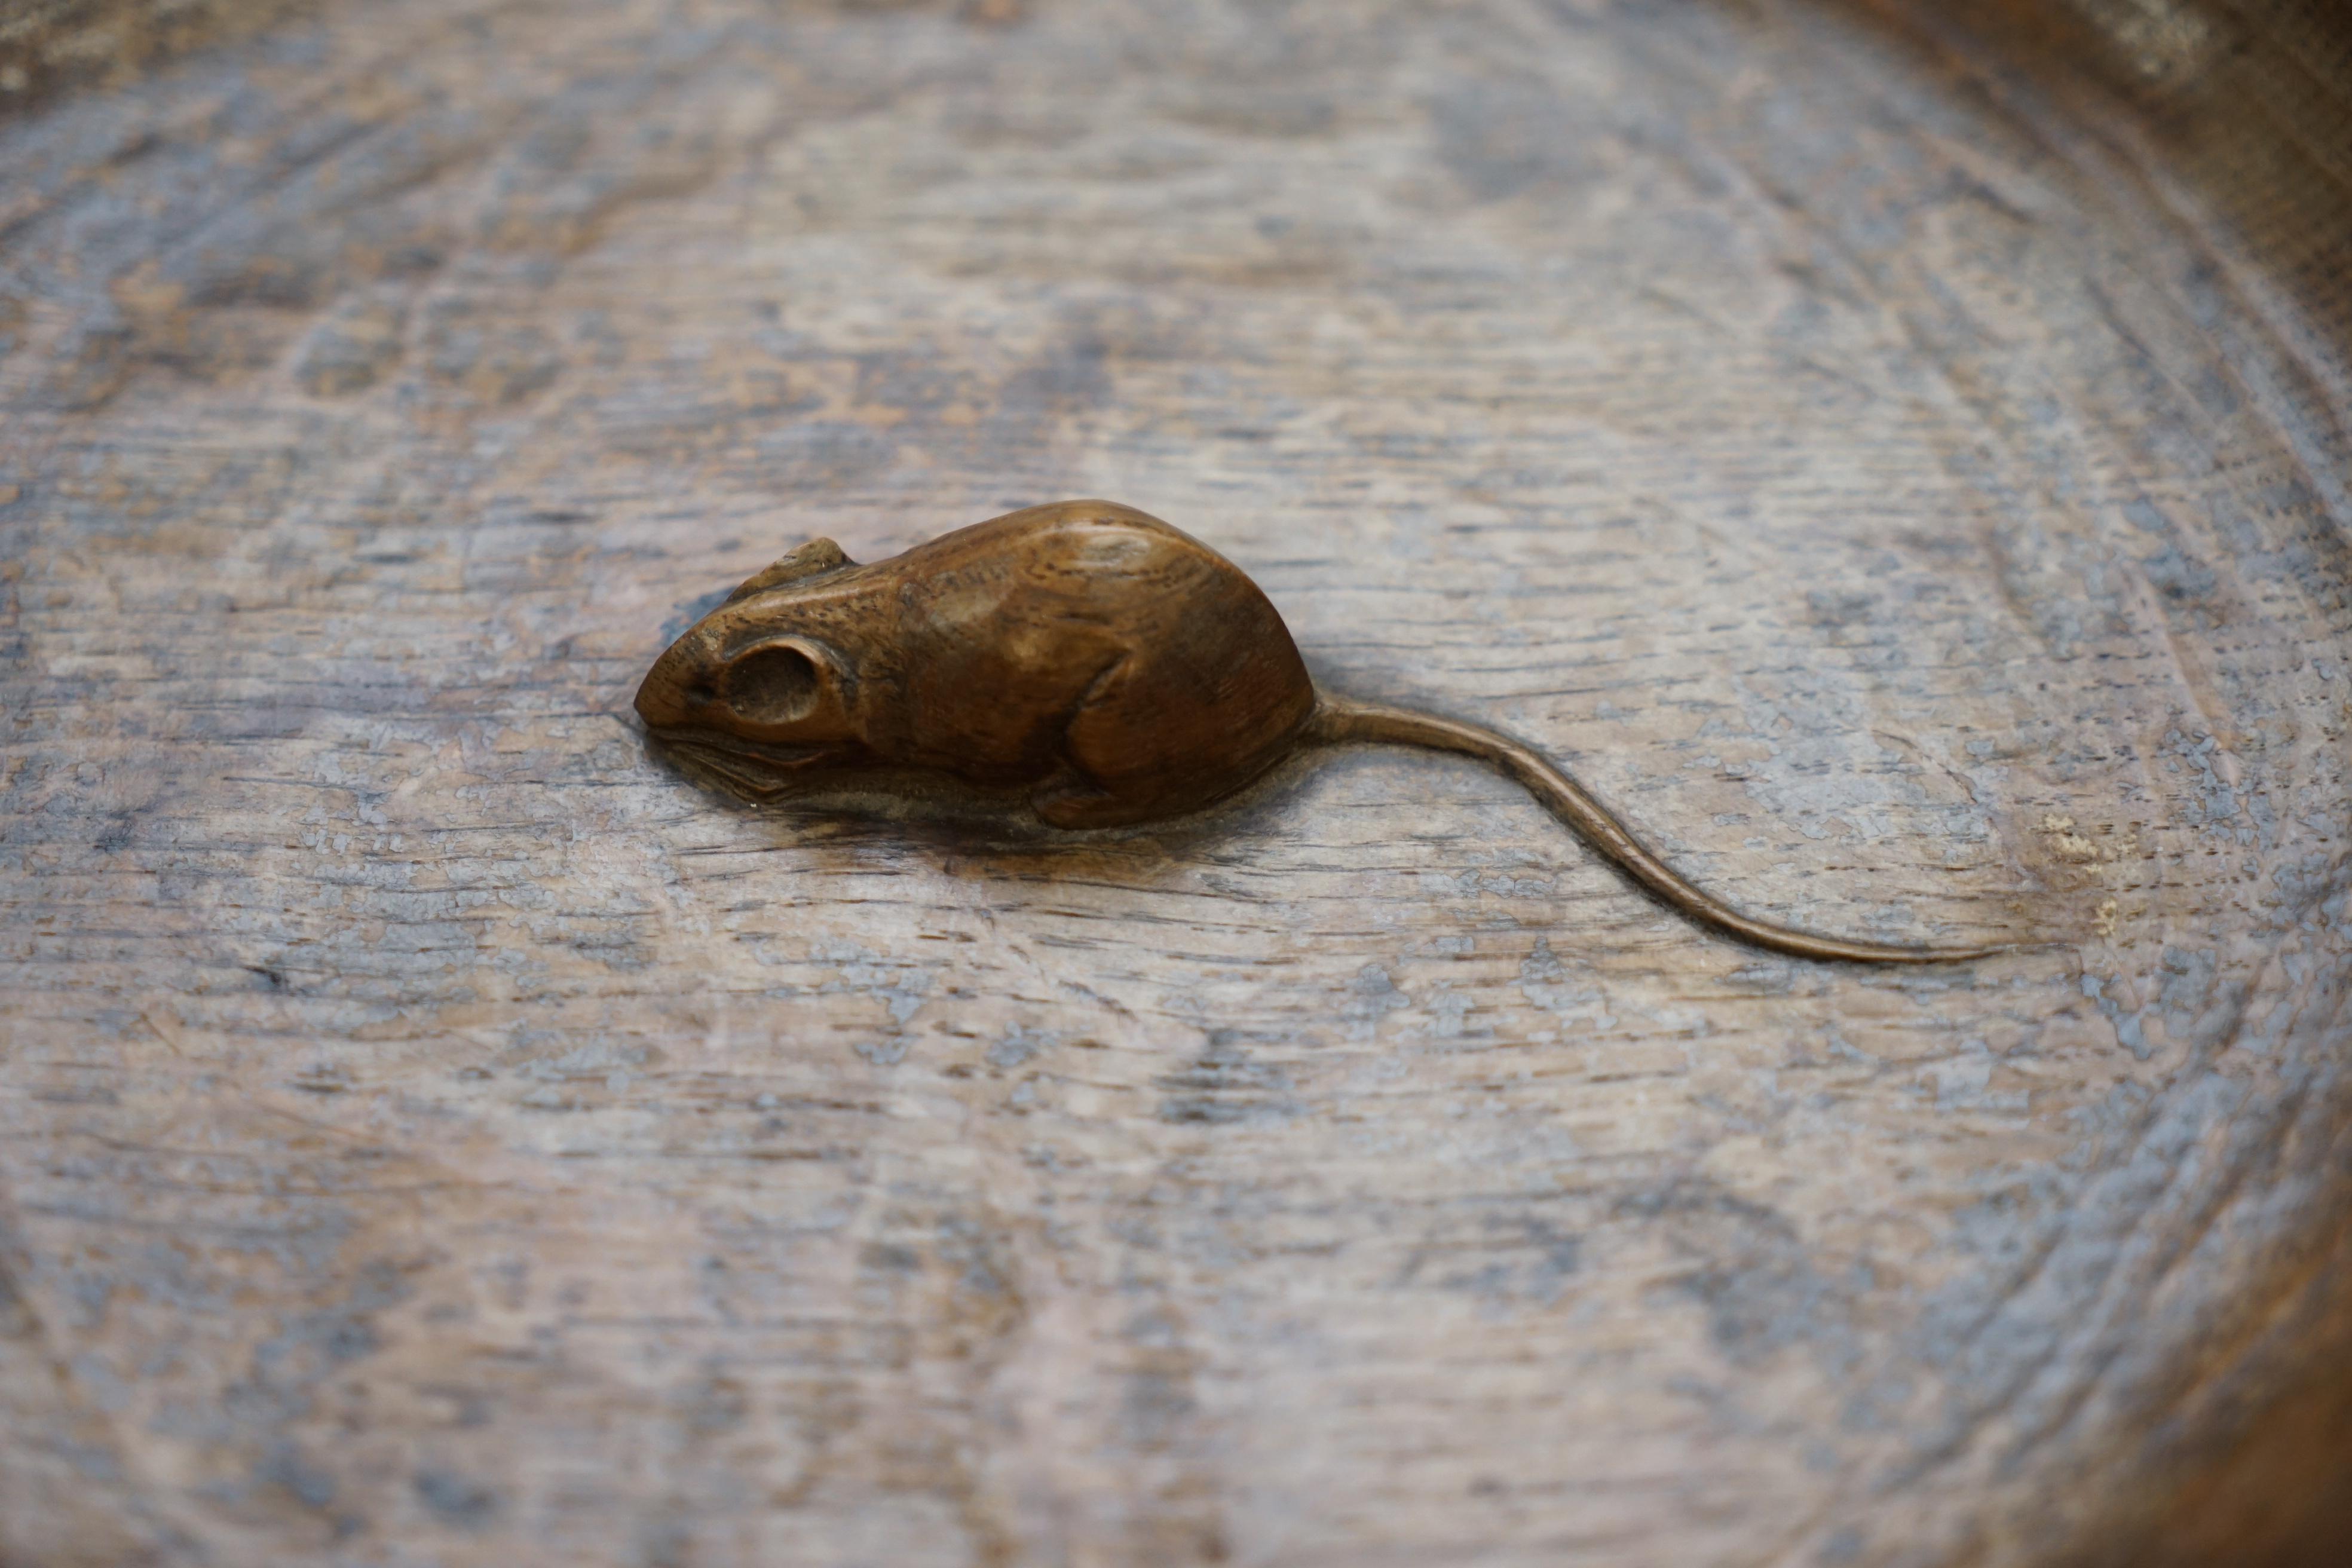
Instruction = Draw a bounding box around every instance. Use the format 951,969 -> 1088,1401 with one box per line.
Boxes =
3,2 -> 2349,1565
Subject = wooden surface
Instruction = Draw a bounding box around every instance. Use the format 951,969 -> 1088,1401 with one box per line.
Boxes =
2,1 -> 2349,1564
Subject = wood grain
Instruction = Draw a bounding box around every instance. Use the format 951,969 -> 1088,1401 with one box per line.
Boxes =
2,1 -> 2347,1564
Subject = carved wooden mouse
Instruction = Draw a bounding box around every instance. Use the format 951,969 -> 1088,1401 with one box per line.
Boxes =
635,499 -> 2004,963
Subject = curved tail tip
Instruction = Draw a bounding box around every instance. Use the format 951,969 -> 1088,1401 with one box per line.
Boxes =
1879,936 -> 2063,964
1755,933 -> 2049,965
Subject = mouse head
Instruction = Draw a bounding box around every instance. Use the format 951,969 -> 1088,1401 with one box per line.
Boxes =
634,538 -> 866,787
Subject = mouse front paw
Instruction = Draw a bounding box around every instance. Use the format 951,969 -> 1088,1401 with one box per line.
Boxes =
1031,774 -> 1156,829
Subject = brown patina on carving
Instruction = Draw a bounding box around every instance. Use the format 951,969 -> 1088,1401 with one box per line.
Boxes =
636,500 -> 2007,963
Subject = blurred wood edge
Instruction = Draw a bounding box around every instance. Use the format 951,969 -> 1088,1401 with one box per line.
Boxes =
0,0 -> 316,110
1834,11 -> 2352,1563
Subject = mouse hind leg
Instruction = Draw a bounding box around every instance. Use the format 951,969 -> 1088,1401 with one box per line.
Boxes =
1029,657 -> 1186,829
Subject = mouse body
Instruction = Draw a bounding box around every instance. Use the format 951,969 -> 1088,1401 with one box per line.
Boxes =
637,499 -> 2008,963
633,500 -> 1317,828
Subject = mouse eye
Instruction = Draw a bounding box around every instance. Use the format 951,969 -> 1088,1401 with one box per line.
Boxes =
722,643 -> 822,725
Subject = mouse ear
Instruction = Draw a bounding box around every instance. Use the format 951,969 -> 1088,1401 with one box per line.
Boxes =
724,538 -> 856,604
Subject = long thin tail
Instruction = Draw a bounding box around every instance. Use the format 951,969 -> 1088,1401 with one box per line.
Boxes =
1306,695 -> 2005,964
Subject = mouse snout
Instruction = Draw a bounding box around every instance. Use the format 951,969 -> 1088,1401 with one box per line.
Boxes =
633,633 -> 722,731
